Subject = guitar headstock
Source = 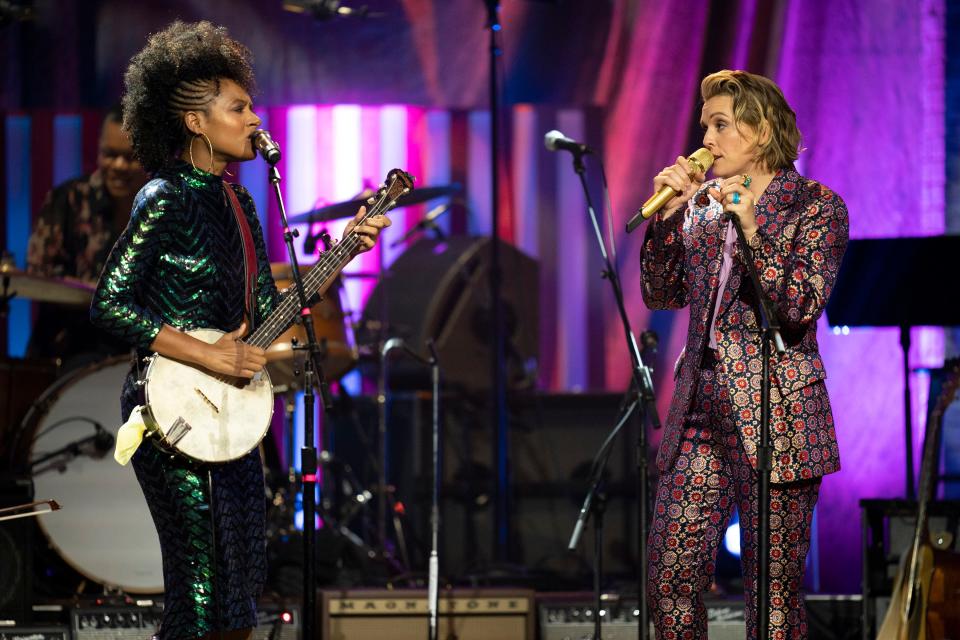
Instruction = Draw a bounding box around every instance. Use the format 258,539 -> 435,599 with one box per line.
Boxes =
366,169 -> 415,217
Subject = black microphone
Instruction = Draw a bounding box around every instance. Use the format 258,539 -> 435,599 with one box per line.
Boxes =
544,130 -> 593,156
381,337 -> 405,358
390,203 -> 451,248
251,130 -> 281,165
94,423 -> 115,454
282,0 -> 380,19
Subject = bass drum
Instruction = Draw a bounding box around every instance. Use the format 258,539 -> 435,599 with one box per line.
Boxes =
24,356 -> 163,593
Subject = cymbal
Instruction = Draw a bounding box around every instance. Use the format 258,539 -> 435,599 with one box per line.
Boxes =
0,265 -> 95,306
288,184 -> 461,225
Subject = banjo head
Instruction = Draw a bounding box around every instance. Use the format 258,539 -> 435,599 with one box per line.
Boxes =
145,328 -> 275,464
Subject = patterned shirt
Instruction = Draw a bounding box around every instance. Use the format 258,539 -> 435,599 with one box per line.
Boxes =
24,171 -> 127,360
26,170 -> 119,283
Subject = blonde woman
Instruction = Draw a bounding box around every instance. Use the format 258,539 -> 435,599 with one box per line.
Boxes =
641,70 -> 849,639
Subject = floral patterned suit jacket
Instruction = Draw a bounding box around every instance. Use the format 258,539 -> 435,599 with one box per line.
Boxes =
641,167 -> 849,483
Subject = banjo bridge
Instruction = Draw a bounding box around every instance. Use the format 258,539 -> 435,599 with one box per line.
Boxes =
194,387 -> 220,413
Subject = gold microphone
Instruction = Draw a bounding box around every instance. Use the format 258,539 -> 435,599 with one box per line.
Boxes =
625,148 -> 714,233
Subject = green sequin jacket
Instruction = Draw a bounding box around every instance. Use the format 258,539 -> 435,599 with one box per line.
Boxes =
91,162 -> 279,352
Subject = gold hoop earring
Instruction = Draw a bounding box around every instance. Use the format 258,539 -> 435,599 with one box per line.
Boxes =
188,135 -> 200,171
188,133 -> 215,173
201,132 -> 214,173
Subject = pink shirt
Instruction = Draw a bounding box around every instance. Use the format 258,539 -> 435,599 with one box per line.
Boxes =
708,219 -> 737,349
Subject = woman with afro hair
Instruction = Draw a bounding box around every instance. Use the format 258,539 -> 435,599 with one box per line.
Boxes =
91,21 -> 389,640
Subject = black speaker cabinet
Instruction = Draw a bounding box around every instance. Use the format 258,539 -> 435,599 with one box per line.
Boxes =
329,392 -> 640,585
0,477 -> 34,624
359,236 -> 539,393
321,588 -> 534,640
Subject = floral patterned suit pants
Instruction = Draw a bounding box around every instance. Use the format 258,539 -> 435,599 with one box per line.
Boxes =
647,350 -> 820,640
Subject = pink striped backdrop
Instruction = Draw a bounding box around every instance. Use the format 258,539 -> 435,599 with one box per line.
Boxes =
6,104 -> 609,394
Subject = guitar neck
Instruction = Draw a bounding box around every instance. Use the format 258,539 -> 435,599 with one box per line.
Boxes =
907,362 -> 960,575
244,234 -> 362,350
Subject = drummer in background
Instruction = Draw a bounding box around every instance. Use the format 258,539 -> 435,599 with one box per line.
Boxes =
25,105 -> 148,366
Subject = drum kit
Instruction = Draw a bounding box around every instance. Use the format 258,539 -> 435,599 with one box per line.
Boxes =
0,183 -> 460,595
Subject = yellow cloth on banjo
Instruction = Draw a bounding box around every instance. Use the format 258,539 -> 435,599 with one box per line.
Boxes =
114,405 -> 156,465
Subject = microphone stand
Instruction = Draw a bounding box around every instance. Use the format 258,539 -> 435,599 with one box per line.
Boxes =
426,341 -> 441,640
29,430 -> 109,470
382,338 -> 442,640
568,395 -> 639,640
267,162 -> 334,640
562,149 -> 660,639
725,212 -> 785,640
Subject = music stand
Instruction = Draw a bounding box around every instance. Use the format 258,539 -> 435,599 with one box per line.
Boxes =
826,236 -> 960,498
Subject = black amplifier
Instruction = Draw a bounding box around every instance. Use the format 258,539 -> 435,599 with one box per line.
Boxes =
538,595 -> 745,640
0,628 -> 69,640
72,603 -> 163,639
71,602 -> 298,640
252,605 -> 299,640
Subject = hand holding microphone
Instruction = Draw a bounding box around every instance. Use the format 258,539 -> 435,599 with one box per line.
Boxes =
625,148 -> 713,233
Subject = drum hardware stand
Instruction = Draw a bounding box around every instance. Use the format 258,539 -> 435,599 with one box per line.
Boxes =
560,144 -> 660,640
366,213 -> 418,577
1,250 -> 17,358
376,337 -> 417,576
303,227 -> 333,257
326,374 -> 412,580
266,154 -> 333,640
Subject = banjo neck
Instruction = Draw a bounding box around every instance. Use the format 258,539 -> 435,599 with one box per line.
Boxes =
244,169 -> 414,352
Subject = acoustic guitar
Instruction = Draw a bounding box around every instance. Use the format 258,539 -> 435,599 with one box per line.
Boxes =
877,360 -> 960,640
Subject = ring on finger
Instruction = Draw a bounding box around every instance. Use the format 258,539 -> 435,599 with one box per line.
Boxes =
732,191 -> 741,205
742,175 -> 752,188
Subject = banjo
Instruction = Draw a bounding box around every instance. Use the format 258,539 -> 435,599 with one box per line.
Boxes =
141,168 -> 415,463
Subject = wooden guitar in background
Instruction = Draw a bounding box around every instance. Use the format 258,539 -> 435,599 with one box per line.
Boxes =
877,359 -> 960,640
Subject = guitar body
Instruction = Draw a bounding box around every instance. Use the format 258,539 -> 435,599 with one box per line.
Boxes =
143,328 -> 275,463
877,543 -> 933,640
927,547 -> 960,639
879,361 -> 960,640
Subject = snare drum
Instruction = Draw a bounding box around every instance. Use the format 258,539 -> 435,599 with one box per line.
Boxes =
268,263 -> 356,389
23,356 -> 163,593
